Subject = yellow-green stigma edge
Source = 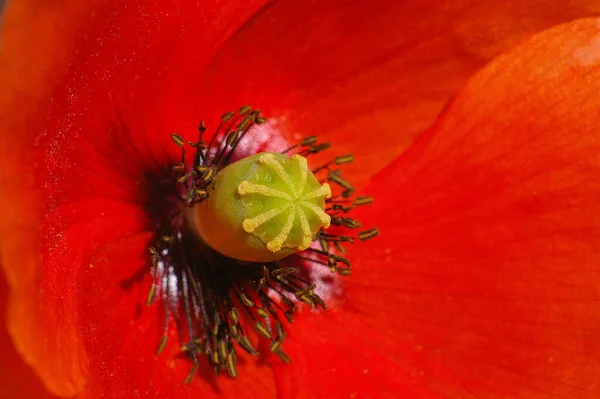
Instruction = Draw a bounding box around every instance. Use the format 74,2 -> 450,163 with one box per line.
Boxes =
145,105 -> 379,383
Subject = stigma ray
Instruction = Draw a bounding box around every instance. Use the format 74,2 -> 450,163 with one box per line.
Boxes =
242,204 -> 292,233
292,154 -> 308,196
267,210 -> 296,252
237,181 -> 293,201
258,153 -> 298,195
300,201 -> 331,227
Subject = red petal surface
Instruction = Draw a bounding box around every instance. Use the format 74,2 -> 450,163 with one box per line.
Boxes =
0,274 -> 59,399
192,0 -> 600,184
0,1 -> 107,396
276,18 -> 600,399
2,1 -> 600,398
1,0 -> 276,397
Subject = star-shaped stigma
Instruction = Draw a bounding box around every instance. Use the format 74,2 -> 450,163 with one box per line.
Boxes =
238,153 -> 331,253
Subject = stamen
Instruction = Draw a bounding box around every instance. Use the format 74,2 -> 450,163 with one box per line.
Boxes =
281,136 -> 317,154
353,196 -> 374,206
256,308 -> 270,318
274,349 -> 292,364
312,154 -> 354,173
254,321 -> 272,339
331,216 -> 362,229
358,227 -> 380,241
221,111 -> 235,122
335,155 -> 354,164
296,142 -> 331,158
226,352 -> 238,377
145,111 -> 378,383
328,170 -> 354,191
238,104 -> 252,115
301,136 -> 318,146
229,308 -> 240,324
171,133 -> 185,147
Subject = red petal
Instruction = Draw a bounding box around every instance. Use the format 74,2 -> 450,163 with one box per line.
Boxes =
190,0 -> 600,184
0,274 -> 59,399
0,1 -> 109,394
75,228 -> 277,398
273,310 -> 437,399
283,18 -> 600,398
0,0 -> 275,396
2,1 -> 600,398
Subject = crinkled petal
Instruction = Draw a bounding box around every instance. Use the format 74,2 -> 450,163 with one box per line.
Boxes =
277,18 -> 600,399
192,0 -> 600,184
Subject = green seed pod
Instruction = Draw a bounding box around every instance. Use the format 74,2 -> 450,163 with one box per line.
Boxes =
189,152 -> 331,262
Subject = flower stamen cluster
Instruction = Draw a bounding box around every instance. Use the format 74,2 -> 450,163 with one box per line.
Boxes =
145,106 -> 379,382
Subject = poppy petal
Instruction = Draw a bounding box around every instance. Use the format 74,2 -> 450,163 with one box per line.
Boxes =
0,0 -> 277,397
0,274 -> 59,399
0,0 -> 108,394
276,18 -> 600,398
190,0 -> 600,184
273,310 -> 437,399
3,1 -> 600,398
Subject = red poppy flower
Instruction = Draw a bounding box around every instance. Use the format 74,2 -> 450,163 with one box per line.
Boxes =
2,1 -> 600,399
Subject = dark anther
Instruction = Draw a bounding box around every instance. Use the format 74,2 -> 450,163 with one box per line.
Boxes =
221,111 -> 235,122
335,155 -> 354,164
358,227 -> 380,241
238,104 -> 252,115
301,136 -> 317,146
353,196 -> 374,206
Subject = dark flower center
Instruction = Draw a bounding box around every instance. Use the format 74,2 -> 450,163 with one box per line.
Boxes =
144,106 -> 378,382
